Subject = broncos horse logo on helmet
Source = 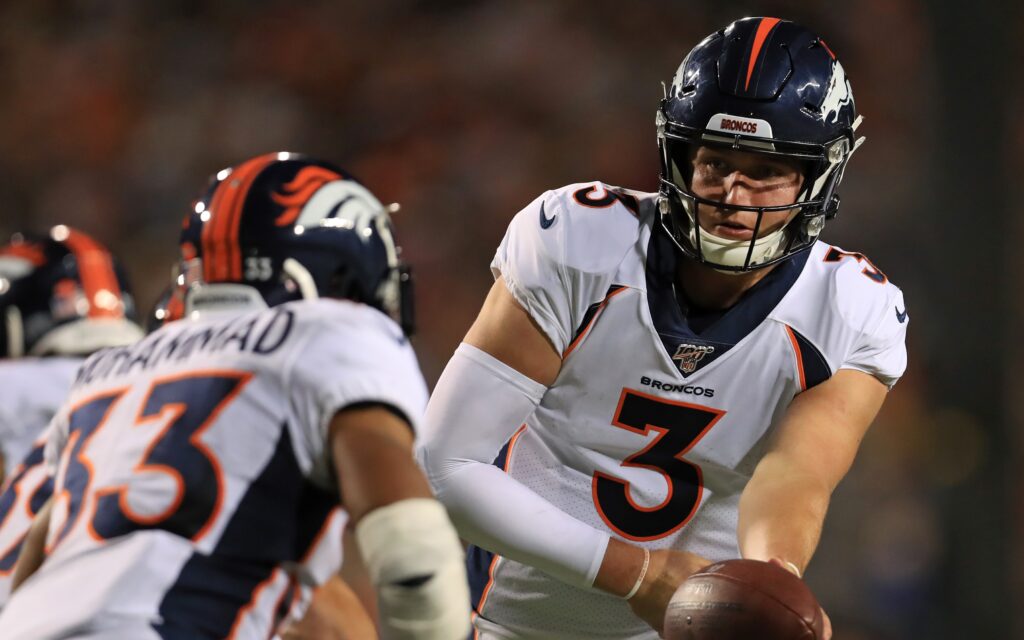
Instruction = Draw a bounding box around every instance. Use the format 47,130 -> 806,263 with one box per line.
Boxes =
0,226 -> 143,358
657,16 -> 865,271
178,152 -> 414,334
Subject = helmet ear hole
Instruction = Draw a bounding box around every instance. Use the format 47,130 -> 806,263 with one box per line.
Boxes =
325,265 -> 365,304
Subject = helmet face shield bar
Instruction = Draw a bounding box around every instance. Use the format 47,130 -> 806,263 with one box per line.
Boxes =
657,178 -> 814,272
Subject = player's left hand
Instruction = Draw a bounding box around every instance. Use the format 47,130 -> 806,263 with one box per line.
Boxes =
769,557 -> 831,640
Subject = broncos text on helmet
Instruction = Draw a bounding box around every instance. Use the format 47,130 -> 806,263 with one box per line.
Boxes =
657,16 -> 865,271
178,152 -> 414,334
0,226 -> 143,358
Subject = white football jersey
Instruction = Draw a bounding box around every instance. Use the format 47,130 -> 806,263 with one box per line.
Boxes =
0,357 -> 81,472
469,183 -> 907,639
0,298 -> 427,640
0,357 -> 82,609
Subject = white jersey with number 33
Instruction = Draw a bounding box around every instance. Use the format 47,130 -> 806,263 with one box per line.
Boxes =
0,298 -> 426,640
468,182 -> 907,639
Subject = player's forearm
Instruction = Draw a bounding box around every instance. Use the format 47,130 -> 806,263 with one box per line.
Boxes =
433,461 -> 610,587
736,455 -> 831,573
420,342 -> 613,587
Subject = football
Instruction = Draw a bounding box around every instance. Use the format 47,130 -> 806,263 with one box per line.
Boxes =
663,559 -> 825,640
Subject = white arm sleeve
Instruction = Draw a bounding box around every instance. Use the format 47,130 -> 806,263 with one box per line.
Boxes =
418,343 -> 609,588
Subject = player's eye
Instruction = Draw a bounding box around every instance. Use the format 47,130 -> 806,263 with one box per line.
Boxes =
699,158 -> 729,175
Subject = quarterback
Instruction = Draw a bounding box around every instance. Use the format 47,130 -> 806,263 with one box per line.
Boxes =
420,17 -> 906,639
0,154 -> 470,639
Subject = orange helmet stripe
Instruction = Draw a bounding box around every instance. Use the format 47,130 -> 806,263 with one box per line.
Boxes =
61,228 -> 123,319
201,154 -> 277,282
818,38 -> 836,60
744,17 -> 782,91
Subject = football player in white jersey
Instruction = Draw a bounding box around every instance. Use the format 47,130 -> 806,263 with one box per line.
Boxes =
0,153 -> 470,639
145,282 -> 372,640
0,227 -> 144,609
420,17 -> 906,639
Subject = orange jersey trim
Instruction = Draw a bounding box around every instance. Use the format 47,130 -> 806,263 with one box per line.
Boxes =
561,287 -> 628,360
227,567 -> 284,639
784,325 -> 806,391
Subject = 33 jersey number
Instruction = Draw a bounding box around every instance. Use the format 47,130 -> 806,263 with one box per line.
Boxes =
593,389 -> 724,541
50,371 -> 251,550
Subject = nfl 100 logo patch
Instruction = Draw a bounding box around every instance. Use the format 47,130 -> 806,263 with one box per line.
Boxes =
671,343 -> 714,374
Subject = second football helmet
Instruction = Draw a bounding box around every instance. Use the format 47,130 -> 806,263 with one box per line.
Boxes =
657,16 -> 865,271
0,226 -> 143,357
179,152 -> 414,334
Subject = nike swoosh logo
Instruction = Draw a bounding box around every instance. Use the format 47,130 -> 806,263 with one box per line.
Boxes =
895,306 -> 908,323
539,202 -> 556,229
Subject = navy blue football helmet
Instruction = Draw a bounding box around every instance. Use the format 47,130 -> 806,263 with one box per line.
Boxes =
657,17 -> 864,271
179,152 -> 414,334
0,226 -> 143,357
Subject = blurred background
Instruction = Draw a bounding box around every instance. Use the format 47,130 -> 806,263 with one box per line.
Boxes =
0,1 -> 1014,637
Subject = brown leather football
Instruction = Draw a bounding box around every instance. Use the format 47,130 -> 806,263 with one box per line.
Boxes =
663,559 -> 825,640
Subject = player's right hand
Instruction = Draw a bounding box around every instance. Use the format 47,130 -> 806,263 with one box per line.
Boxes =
627,549 -> 709,635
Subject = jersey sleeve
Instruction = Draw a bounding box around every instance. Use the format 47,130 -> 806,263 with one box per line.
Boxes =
490,186 -> 642,354
839,284 -> 908,388
286,303 -> 429,488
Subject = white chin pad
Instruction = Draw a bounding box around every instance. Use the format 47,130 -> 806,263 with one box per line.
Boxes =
355,498 -> 470,640
690,224 -> 789,269
679,196 -> 789,270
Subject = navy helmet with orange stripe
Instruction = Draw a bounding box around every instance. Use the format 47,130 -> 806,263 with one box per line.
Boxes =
657,16 -> 864,271
179,152 -> 414,334
0,226 -> 144,358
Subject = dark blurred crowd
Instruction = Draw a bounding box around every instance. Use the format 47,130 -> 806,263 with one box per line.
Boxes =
0,0 -> 1007,637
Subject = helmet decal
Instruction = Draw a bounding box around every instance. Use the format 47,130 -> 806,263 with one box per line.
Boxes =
281,179 -> 384,236
821,61 -> 853,125
272,165 -> 344,226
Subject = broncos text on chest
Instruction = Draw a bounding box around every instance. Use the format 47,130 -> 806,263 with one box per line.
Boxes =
639,375 -> 715,397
